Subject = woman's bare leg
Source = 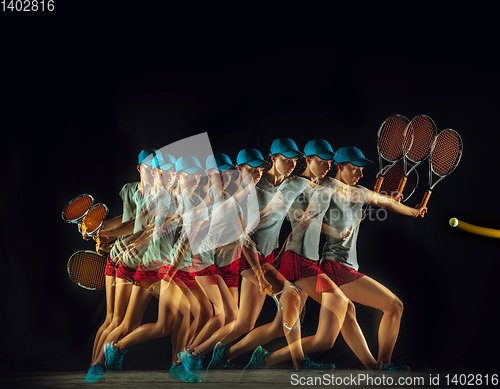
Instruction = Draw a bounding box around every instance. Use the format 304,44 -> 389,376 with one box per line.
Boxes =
103,285 -> 153,348
114,280 -> 187,362
263,274 -> 348,367
190,276 -> 238,356
339,299 -> 378,370
220,272 -> 267,346
94,278 -> 133,365
219,278 -> 238,325
190,286 -> 213,333
91,275 -> 116,363
189,276 -> 226,350
178,285 -> 201,347
226,266 -> 305,367
340,276 -> 404,366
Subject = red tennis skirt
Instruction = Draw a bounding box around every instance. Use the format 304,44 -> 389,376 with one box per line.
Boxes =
187,264 -> 219,286
238,250 -> 275,271
278,250 -> 324,283
217,263 -> 240,288
116,263 -> 136,281
105,255 -> 117,277
319,259 -> 364,287
133,259 -> 164,283
182,254 -> 218,285
133,269 -> 159,284
158,264 -> 198,289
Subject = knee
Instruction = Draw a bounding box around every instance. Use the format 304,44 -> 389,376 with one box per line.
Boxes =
122,319 -> 141,335
118,322 -> 131,336
225,307 -> 238,324
190,300 -> 201,319
393,297 -> 404,316
179,305 -> 192,320
344,300 -> 357,323
101,315 -> 113,329
213,313 -> 226,329
336,292 -> 350,313
386,296 -> 404,317
200,303 -> 213,322
234,319 -> 255,335
270,316 -> 286,336
158,323 -> 171,338
105,312 -> 114,324
109,317 -> 122,330
312,334 -> 335,351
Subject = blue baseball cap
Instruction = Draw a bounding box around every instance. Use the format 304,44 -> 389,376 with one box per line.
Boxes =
304,139 -> 335,160
236,148 -> 267,167
154,153 -> 176,170
334,146 -> 373,167
138,148 -> 159,165
175,156 -> 203,174
205,153 -> 235,172
269,138 -> 303,158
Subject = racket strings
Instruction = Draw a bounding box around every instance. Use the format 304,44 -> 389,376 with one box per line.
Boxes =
378,116 -> 408,161
280,285 -> 302,330
83,204 -> 107,232
63,195 -> 93,221
379,162 -> 418,199
69,252 -> 106,289
404,116 -> 436,162
430,130 -> 462,175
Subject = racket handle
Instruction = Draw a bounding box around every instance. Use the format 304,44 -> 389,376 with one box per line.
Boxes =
421,190 -> 432,207
264,287 -> 272,296
396,177 -> 407,201
373,176 -> 383,193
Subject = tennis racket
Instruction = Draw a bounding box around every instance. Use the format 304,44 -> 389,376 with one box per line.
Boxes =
375,160 -> 419,201
373,115 -> 409,193
397,115 -> 437,195
67,250 -> 107,290
61,194 -> 94,224
79,203 -> 109,238
264,284 -> 305,331
351,160 -> 420,231
420,129 -> 463,208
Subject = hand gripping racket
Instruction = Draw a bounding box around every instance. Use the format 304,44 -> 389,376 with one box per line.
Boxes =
67,250 -> 107,290
79,203 -> 109,238
61,194 -> 94,224
375,159 -> 419,201
373,115 -> 409,192
352,160 -> 420,231
420,129 -> 463,207
397,115 -> 437,195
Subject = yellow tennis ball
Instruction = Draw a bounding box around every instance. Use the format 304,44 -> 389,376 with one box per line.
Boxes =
449,218 -> 459,228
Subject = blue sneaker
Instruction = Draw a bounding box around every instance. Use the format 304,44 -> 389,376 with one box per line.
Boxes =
170,362 -> 202,383
104,341 -> 128,372
238,346 -> 268,383
206,342 -> 230,382
84,363 -> 104,383
379,362 -> 410,376
301,356 -> 335,371
185,353 -> 204,372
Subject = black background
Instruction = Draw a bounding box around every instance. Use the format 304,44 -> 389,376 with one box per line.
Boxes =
1,4 -> 499,374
